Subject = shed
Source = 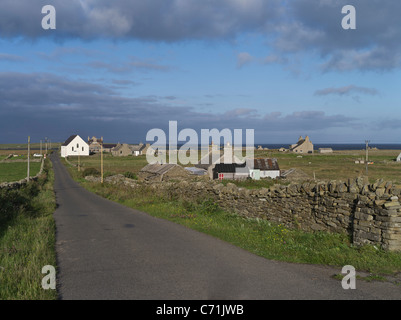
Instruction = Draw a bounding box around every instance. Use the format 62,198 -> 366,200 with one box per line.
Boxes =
319,148 -> 333,154
212,162 -> 248,180
248,158 -> 280,179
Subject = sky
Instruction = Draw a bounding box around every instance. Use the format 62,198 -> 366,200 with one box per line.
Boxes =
0,0 -> 400,145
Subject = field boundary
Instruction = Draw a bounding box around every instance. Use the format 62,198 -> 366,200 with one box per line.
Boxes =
0,157 -> 45,190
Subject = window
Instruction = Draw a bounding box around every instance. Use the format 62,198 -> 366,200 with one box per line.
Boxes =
72,147 -> 74,151
82,147 -> 84,151
77,143 -> 79,148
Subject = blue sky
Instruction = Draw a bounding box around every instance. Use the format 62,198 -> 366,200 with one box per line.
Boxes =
0,0 -> 400,145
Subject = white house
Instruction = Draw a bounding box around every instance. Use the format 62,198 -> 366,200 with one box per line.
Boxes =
61,135 -> 90,158
247,158 -> 281,179
397,153 -> 401,162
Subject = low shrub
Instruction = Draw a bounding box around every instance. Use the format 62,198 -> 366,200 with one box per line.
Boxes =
82,167 -> 100,177
123,171 -> 138,180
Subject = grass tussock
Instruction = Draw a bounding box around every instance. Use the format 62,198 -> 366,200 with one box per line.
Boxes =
0,159 -> 57,300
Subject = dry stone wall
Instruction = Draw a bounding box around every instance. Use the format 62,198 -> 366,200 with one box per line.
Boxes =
149,177 -> 401,251
86,174 -> 401,251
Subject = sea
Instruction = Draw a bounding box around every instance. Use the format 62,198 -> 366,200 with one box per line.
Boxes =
146,143 -> 401,151
256,144 -> 401,150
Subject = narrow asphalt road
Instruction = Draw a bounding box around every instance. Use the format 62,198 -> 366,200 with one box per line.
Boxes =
51,154 -> 401,300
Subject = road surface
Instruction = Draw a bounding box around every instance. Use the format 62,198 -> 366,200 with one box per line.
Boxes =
51,153 -> 401,299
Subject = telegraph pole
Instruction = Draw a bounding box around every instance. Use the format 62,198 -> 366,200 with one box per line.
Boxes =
101,141 -> 104,184
27,136 -> 30,181
40,140 -> 42,156
365,140 -> 370,175
78,148 -> 81,172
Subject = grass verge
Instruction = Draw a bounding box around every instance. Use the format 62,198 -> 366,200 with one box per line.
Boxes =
0,159 -> 57,300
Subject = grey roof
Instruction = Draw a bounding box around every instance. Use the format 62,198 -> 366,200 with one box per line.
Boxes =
129,144 -> 146,152
290,139 -> 305,150
213,162 -> 248,173
62,135 -> 78,146
140,163 -> 178,175
102,144 -> 117,149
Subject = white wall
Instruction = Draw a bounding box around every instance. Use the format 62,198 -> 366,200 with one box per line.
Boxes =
260,170 -> 280,179
61,135 -> 90,158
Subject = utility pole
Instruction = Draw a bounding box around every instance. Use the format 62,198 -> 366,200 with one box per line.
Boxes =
40,140 -> 42,156
78,148 -> 81,172
365,140 -> 370,175
27,136 -> 30,181
101,141 -> 104,184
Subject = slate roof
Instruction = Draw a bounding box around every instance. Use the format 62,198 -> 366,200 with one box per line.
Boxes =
213,162 -> 247,173
290,139 -> 305,150
62,135 -> 78,146
102,144 -> 117,149
130,144 -> 146,152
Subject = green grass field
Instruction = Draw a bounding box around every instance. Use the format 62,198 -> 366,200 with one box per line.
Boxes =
0,143 -> 61,150
0,162 -> 41,183
65,148 -> 401,185
256,149 -> 401,184
67,153 -> 149,176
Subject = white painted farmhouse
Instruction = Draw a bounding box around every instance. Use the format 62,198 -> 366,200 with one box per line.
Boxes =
61,135 -> 90,158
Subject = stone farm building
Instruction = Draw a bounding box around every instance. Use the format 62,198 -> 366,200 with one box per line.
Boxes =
61,135 -> 89,158
319,148 -> 333,154
111,143 -> 150,157
290,136 -> 314,154
88,136 -> 117,154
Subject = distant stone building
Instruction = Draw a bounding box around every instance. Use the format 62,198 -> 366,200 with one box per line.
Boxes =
111,143 -> 150,157
131,143 -> 150,156
111,143 -> 133,156
290,136 -> 314,154
319,148 -> 333,154
87,136 -> 116,154
88,136 -> 103,154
